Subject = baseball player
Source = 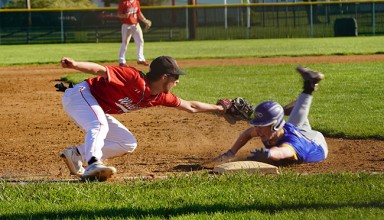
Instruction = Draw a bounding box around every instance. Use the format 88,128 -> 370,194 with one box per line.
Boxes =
214,66 -> 328,166
118,0 -> 152,67
60,56 -> 226,181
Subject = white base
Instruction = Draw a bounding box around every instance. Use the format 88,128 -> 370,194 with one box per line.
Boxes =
213,161 -> 279,174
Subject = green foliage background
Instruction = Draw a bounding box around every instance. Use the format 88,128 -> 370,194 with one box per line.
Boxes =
3,0 -> 169,8
4,0 -> 95,8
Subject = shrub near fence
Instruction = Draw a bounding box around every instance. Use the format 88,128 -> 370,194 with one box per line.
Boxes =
0,1 -> 383,44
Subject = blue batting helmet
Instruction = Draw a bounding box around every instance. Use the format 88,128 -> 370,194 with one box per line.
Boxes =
249,101 -> 285,131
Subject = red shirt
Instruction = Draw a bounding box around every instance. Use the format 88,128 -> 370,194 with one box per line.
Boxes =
118,0 -> 141,25
86,66 -> 180,114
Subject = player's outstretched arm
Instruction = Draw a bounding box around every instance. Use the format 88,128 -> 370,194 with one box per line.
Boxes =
61,57 -> 107,78
207,127 -> 257,164
177,99 -> 224,113
224,127 -> 258,156
268,145 -> 296,161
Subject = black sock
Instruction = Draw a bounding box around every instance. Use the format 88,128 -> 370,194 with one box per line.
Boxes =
303,81 -> 314,95
88,157 -> 98,165
75,147 -> 80,155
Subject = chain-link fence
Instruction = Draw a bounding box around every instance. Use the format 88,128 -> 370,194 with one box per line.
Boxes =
0,1 -> 383,44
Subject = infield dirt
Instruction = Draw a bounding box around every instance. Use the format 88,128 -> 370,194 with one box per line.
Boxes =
0,55 -> 383,181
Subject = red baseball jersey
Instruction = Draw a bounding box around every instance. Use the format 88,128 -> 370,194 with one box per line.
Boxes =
86,66 -> 180,114
118,0 -> 142,25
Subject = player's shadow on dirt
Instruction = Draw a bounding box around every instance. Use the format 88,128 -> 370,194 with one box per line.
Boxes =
171,164 -> 207,172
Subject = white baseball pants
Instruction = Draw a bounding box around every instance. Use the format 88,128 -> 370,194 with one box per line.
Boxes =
62,81 -> 137,164
288,93 -> 328,158
119,23 -> 145,64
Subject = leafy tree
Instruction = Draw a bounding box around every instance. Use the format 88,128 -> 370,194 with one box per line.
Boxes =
5,0 -> 96,8
4,0 -> 170,8
105,0 -> 168,6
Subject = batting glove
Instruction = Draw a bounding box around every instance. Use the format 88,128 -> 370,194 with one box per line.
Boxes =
248,148 -> 271,161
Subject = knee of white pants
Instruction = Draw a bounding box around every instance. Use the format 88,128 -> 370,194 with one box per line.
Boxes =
316,133 -> 328,159
323,145 -> 328,159
313,132 -> 328,159
122,142 -> 138,153
101,141 -> 137,160
302,130 -> 328,160
320,139 -> 328,159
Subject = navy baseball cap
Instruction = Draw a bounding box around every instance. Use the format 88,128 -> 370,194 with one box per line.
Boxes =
148,56 -> 187,76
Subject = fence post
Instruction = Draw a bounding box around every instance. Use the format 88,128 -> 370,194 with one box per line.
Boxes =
309,4 -> 313,37
27,10 -> 31,43
246,0 -> 250,39
372,2 -> 376,35
0,13 -> 2,44
185,7 -> 189,40
60,11 -> 64,43
224,0 -> 228,29
187,0 -> 197,40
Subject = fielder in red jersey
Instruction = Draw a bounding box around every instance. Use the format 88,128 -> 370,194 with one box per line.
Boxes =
118,0 -> 141,24
86,65 -> 180,114
118,0 -> 151,67
60,56 -> 225,181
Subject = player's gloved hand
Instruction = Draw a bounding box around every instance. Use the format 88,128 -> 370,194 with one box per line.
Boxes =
212,149 -> 235,163
55,82 -> 68,92
248,148 -> 271,161
54,82 -> 74,92
144,19 -> 152,30
217,98 -> 253,124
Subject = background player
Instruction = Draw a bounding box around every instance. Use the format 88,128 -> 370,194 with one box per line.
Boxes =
118,0 -> 151,67
213,66 -> 328,166
60,56 -> 226,181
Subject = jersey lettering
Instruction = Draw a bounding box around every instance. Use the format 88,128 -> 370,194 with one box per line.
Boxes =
115,97 -> 142,113
126,7 -> 138,16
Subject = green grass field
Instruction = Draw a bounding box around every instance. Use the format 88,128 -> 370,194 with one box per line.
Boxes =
0,38 -> 383,219
1,173 -> 384,219
0,36 -> 383,65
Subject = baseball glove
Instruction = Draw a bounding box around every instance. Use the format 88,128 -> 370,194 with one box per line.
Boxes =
217,97 -> 253,124
144,19 -> 152,30
54,82 -> 74,92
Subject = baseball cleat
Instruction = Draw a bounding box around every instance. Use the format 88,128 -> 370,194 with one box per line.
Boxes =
60,146 -> 85,177
119,63 -> 128,67
296,66 -> 324,92
137,60 -> 149,66
81,162 -> 116,182
296,66 -> 324,84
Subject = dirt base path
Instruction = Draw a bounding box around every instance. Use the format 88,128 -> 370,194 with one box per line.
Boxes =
1,55 -> 383,181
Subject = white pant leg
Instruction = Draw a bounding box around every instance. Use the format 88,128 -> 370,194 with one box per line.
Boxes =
288,93 -> 328,159
132,24 -> 145,61
119,24 -> 134,64
288,93 -> 313,132
62,81 -> 108,164
75,113 -> 138,161
101,114 -> 138,160
304,131 -> 328,159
